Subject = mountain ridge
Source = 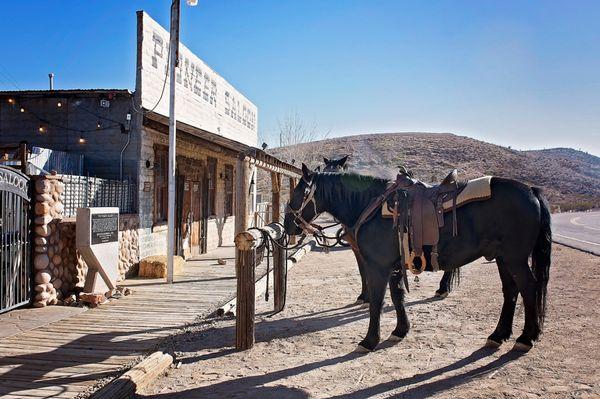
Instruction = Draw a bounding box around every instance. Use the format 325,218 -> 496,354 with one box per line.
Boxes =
268,132 -> 599,211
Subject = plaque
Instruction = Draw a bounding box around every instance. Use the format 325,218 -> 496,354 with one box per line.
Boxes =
91,213 -> 118,244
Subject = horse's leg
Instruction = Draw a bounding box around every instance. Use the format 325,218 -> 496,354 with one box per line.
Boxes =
354,250 -> 369,304
486,259 -> 518,348
434,271 -> 452,299
507,258 -> 540,351
356,267 -> 388,352
388,269 -> 410,341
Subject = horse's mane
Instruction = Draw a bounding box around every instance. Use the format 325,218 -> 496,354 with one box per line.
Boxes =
314,172 -> 389,209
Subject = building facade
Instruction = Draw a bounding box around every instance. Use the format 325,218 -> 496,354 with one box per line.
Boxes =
0,11 -> 297,265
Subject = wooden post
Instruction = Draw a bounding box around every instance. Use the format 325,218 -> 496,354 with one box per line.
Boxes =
288,177 -> 297,245
235,156 -> 253,350
19,141 -> 27,174
235,246 -> 255,350
235,157 -> 251,235
234,223 -> 285,350
271,172 -> 286,312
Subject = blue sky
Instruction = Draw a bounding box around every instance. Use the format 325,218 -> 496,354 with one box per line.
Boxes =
1,1 -> 599,155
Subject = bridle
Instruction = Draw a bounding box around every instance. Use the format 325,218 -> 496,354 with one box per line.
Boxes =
285,175 -> 322,235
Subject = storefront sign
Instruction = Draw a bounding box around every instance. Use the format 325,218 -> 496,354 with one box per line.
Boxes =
137,11 -> 258,147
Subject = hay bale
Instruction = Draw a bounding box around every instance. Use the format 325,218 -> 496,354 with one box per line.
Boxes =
138,255 -> 185,278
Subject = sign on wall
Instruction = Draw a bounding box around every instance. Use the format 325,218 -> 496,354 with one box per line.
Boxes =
137,11 -> 258,148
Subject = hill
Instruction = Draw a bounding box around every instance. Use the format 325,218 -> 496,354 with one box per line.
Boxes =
267,133 -> 599,211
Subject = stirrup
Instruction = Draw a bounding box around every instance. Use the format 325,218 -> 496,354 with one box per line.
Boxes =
408,252 -> 426,275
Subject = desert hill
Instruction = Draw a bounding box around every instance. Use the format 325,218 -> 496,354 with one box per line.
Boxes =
267,133 -> 599,211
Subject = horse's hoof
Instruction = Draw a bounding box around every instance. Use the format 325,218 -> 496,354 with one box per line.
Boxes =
388,334 -> 404,342
434,291 -> 448,300
512,342 -> 532,352
354,344 -> 371,353
485,338 -> 502,348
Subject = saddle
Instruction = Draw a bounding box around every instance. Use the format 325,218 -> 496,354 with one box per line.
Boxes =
391,169 -> 461,274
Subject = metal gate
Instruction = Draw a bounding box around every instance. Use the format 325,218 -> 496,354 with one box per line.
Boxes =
0,166 -> 31,313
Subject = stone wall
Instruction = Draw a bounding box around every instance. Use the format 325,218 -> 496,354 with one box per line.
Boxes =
32,174 -> 65,307
31,174 -> 140,307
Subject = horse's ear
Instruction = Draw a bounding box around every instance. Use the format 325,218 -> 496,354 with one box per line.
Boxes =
301,163 -> 312,179
339,155 -> 348,166
323,157 -> 329,164
315,165 -> 321,172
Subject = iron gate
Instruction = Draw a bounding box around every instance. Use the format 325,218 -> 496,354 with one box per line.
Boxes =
0,166 -> 31,313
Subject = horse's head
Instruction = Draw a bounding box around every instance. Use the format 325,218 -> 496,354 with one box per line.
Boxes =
323,155 -> 349,172
284,163 -> 321,236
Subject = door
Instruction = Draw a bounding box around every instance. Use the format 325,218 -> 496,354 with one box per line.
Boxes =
0,166 -> 31,314
190,180 -> 202,257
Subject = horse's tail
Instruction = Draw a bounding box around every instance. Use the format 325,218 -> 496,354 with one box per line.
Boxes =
531,187 -> 552,331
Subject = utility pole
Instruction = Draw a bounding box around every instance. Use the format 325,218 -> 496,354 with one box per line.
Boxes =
167,0 -> 197,283
166,0 -> 181,284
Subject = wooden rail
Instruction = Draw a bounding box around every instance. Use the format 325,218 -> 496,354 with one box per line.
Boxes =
234,222 -> 286,350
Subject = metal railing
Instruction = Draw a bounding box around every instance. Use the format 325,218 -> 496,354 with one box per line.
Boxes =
62,174 -> 137,217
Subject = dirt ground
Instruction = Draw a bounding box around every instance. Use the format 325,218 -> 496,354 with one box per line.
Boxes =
139,244 -> 599,399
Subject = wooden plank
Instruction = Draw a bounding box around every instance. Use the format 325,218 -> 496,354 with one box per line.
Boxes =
90,351 -> 172,399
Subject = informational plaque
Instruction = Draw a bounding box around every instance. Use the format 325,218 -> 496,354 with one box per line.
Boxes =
76,208 -> 120,295
91,213 -> 118,244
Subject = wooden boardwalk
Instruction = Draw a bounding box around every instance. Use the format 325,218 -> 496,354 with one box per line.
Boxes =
0,246 -> 247,398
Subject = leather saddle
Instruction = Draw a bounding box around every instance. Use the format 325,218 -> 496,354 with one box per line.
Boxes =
391,169 -> 461,274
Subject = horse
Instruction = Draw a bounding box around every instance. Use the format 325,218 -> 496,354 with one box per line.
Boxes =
322,156 -> 455,301
321,155 -> 369,304
284,164 -> 551,352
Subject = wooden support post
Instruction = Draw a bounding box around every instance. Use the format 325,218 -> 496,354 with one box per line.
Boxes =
271,172 -> 286,311
234,223 -> 285,350
288,177 -> 297,245
19,141 -> 27,174
235,157 -> 251,235
235,246 -> 255,350
235,156 -> 253,350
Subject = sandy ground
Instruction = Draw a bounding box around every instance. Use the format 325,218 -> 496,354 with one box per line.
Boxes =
139,244 -> 599,399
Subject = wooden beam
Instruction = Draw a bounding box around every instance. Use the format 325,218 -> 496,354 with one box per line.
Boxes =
271,172 -> 285,311
235,247 -> 255,350
90,351 -> 173,399
234,157 -> 251,236
288,177 -> 297,245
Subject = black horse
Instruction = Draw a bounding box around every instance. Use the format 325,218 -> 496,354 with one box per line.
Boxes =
322,156 -> 455,301
284,165 -> 551,352
322,156 -> 369,304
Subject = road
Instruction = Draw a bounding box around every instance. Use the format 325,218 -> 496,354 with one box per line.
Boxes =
552,211 -> 600,255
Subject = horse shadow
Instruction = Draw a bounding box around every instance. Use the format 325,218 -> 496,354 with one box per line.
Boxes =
138,347 -> 524,398
176,296 -> 434,365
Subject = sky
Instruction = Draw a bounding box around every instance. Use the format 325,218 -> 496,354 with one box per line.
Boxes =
0,1 -> 599,155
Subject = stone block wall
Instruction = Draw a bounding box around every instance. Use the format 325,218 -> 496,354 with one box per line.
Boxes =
32,175 -> 65,307
31,174 -> 140,307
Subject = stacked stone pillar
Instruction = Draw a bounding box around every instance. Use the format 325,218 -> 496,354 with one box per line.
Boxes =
32,174 -> 65,307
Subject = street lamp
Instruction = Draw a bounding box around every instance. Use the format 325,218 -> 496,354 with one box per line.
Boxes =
167,0 -> 197,284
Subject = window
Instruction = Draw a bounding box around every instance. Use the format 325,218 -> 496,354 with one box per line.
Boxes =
154,145 -> 168,223
207,157 -> 217,216
224,164 -> 234,216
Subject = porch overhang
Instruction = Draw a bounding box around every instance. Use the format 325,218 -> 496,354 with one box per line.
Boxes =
143,111 -> 300,178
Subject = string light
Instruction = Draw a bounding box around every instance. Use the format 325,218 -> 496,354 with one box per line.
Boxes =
57,101 -> 62,107
8,98 -> 14,104
97,121 -> 101,129
38,125 -> 45,133
20,107 -> 25,113
78,135 -> 85,144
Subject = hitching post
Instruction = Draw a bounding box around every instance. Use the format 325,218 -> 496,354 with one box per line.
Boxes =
271,172 -> 286,312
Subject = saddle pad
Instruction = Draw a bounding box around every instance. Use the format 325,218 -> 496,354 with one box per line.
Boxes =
381,175 -> 493,217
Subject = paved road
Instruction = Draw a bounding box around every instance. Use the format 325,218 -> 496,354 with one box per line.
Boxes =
552,211 -> 600,255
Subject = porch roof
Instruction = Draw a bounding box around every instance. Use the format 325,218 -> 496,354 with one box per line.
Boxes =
144,111 -> 301,178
